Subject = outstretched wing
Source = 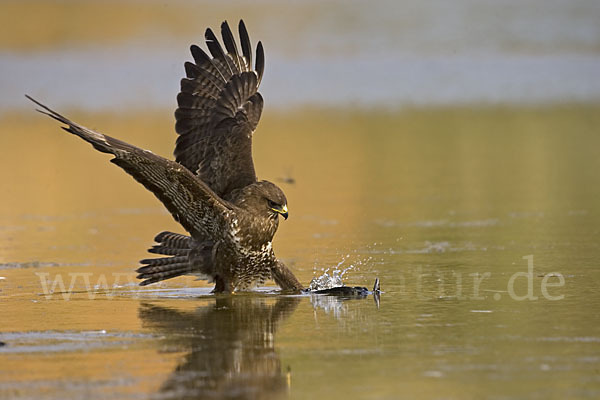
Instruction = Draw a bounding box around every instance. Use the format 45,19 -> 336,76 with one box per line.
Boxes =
175,20 -> 265,198
27,96 -> 233,239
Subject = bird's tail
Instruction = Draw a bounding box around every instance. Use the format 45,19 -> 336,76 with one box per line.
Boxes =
136,231 -> 194,286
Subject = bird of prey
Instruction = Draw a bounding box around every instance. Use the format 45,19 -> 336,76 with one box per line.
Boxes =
27,20 -> 303,293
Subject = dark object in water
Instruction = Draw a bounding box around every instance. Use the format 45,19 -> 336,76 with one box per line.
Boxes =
0,341 -> 5,347
306,278 -> 381,299
373,277 -> 380,292
313,285 -> 370,296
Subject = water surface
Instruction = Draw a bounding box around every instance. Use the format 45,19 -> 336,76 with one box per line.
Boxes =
1,106 -> 599,399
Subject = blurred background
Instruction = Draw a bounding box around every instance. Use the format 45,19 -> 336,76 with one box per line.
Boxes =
1,0 -> 599,110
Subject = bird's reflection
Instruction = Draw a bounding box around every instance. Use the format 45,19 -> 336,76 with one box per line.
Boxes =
139,295 -> 300,400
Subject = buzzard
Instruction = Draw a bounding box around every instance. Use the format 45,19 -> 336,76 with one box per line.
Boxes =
27,20 -> 303,293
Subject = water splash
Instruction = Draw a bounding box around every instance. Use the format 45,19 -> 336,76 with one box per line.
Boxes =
309,254 -> 373,291
308,268 -> 345,291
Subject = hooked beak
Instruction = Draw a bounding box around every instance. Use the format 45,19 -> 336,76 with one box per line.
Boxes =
271,204 -> 289,220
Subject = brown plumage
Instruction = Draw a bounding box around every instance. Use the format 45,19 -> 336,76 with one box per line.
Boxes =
27,20 -> 303,293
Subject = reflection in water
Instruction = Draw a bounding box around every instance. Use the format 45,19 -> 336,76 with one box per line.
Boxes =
309,291 -> 380,321
139,296 -> 300,400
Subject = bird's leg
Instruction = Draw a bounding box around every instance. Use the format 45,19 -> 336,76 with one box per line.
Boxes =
212,275 -> 234,293
271,260 -> 304,292
212,275 -> 225,293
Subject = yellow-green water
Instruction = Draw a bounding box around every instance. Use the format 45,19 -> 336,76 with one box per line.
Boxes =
1,106 -> 600,399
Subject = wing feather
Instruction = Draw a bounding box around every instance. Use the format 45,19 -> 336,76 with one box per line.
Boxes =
174,19 -> 265,198
221,21 -> 242,73
190,45 -> 211,68
255,41 -> 265,85
205,28 -> 236,76
238,20 -> 252,71
190,45 -> 228,83
243,93 -> 263,132
26,96 -> 233,239
183,62 -> 222,90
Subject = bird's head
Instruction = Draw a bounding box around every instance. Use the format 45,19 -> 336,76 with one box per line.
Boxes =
261,181 -> 288,220
229,180 -> 289,232
236,180 -> 288,221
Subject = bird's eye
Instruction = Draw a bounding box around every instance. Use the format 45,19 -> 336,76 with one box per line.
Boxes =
267,200 -> 278,209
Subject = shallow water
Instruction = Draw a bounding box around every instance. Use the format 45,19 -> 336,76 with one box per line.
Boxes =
1,106 -> 599,399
